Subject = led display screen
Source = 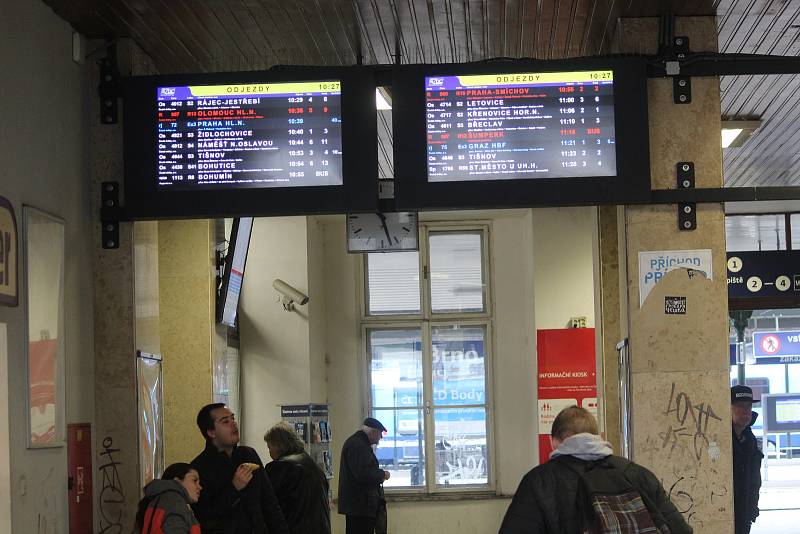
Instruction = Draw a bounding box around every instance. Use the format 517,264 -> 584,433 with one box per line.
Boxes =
217,217 -> 253,327
123,68 -> 377,218
392,58 -> 650,210
156,81 -> 342,190
424,71 -> 616,181
776,399 -> 800,424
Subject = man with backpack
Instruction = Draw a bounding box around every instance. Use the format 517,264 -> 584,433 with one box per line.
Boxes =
499,405 -> 692,534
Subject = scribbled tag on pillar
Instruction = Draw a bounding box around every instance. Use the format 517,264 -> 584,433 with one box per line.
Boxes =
664,296 -> 686,314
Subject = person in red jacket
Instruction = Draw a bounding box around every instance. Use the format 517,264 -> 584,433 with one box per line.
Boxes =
136,462 -> 202,534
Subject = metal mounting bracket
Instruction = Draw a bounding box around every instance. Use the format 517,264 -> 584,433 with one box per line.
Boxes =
671,36 -> 691,104
100,182 -> 123,249
98,44 -> 120,124
677,162 -> 696,231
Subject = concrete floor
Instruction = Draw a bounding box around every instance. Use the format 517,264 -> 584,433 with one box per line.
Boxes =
751,459 -> 800,534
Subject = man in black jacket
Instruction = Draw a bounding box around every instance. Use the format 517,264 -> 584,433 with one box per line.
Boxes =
191,403 -> 289,534
731,385 -> 763,534
338,417 -> 391,534
500,406 -> 692,534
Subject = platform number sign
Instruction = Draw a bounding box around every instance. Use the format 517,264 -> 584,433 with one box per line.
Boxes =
0,196 -> 17,306
727,251 -> 800,299
776,275 -> 791,292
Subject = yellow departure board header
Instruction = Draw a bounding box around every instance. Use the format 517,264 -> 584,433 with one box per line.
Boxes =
188,81 -> 341,96
455,71 -> 613,86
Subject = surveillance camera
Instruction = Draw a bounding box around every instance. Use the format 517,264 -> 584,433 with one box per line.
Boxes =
272,279 -> 309,309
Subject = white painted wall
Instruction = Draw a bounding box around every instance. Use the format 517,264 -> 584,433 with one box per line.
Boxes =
307,217 -> 329,401
0,324 -> 11,534
239,217 -> 312,461
0,1 -> 93,531
532,207 -> 598,329
239,207 -> 598,533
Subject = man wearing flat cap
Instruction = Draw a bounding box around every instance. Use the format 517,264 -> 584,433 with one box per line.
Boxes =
338,417 -> 391,534
731,385 -> 764,534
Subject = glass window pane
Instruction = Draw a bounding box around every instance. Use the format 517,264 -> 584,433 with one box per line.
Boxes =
789,364 -> 800,392
373,408 -> 426,488
429,232 -> 485,313
432,326 -> 486,407
369,329 -> 423,409
725,214 -> 786,251
745,365 -> 787,395
434,407 -> 488,486
366,252 -> 420,315
792,214 -> 800,250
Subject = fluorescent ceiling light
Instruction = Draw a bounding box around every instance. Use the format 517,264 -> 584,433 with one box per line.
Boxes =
376,88 -> 392,110
721,119 -> 761,148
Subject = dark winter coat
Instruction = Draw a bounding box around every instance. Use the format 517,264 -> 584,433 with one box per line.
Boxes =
337,430 -> 386,518
140,479 -> 200,534
266,451 -> 331,534
499,454 -> 693,534
191,442 -> 289,534
732,416 -> 763,534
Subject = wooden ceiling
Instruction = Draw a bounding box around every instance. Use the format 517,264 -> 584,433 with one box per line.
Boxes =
42,0 -> 800,187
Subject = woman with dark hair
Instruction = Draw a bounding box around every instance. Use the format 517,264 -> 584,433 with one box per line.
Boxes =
135,462 -> 202,534
264,422 -> 331,534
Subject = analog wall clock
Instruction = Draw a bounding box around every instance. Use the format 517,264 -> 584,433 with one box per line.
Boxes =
347,212 -> 419,252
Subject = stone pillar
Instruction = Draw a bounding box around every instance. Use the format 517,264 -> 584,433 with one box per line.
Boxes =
613,17 -> 732,533
597,205 -> 624,454
158,219 -> 215,465
91,39 -> 156,533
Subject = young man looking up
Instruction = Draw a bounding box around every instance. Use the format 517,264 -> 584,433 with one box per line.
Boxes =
191,403 -> 288,534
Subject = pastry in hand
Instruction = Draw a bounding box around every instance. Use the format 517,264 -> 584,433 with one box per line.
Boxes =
240,462 -> 260,472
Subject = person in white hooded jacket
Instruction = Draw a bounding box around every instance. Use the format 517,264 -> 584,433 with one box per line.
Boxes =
499,406 -> 692,534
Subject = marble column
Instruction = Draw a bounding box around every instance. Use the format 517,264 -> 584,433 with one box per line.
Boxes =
613,17 -> 733,533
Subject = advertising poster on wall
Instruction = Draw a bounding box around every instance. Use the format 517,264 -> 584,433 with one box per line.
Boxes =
537,328 -> 597,463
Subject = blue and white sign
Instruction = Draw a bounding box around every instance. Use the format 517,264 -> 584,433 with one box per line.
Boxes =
753,331 -> 800,364
727,251 -> 800,299
638,249 -> 712,306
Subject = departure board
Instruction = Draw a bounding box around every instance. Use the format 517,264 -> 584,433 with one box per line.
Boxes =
425,71 -> 616,181
156,81 -> 342,190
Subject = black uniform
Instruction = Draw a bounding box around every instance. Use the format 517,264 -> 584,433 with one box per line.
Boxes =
266,451 -> 331,534
191,442 -> 289,534
732,418 -> 763,534
337,430 -> 386,534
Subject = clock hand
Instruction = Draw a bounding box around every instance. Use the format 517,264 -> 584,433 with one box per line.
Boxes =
377,212 -> 392,245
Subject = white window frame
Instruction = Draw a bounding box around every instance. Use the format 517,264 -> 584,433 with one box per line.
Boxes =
360,222 -> 495,495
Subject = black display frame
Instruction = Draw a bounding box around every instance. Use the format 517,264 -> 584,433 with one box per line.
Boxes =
392,57 -> 652,210
216,217 -> 253,326
764,394 -> 800,433
123,67 -> 378,219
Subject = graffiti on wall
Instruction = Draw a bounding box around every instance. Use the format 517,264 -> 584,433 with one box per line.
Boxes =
98,437 -> 125,534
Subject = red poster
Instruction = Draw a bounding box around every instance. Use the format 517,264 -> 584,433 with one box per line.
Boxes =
29,338 -> 57,444
536,328 -> 597,463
